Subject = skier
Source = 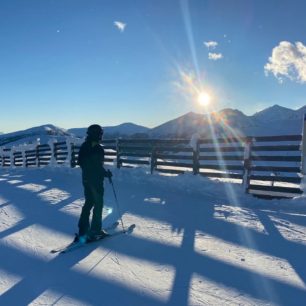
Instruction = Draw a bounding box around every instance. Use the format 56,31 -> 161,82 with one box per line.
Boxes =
75,124 -> 112,242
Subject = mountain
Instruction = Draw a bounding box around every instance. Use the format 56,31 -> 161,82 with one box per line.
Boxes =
296,105 -> 306,118
149,112 -> 206,137
1,104 -> 305,147
0,124 -> 70,146
253,105 -> 296,121
0,123 -> 150,147
69,123 -> 150,139
149,109 -> 261,138
252,104 -> 305,135
149,105 -> 306,138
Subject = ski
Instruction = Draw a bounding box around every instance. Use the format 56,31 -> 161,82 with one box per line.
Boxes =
50,221 -> 120,254
60,224 -> 135,254
51,223 -> 136,254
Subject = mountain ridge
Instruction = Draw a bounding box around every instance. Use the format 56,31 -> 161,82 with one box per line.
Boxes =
69,123 -> 150,139
1,104 -> 306,146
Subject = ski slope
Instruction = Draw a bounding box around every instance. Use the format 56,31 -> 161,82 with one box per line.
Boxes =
0,166 -> 306,305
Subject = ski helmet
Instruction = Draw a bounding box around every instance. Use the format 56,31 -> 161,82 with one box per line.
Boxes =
87,124 -> 103,141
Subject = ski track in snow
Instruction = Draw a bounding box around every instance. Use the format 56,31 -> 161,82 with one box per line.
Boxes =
0,166 -> 306,305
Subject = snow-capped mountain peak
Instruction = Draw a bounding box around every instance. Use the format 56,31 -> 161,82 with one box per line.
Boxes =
0,124 -> 70,146
253,104 -> 295,122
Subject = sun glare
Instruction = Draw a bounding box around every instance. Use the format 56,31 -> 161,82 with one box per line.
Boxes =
197,92 -> 211,106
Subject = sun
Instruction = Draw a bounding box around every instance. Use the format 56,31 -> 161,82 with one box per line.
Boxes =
197,92 -> 211,106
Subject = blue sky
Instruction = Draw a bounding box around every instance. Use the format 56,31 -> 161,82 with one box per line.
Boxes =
1,0 -> 306,133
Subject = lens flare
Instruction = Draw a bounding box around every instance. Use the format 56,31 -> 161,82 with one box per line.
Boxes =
197,92 -> 211,106
174,69 -> 215,111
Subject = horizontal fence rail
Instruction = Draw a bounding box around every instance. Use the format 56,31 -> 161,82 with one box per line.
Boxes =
1,131 -> 306,199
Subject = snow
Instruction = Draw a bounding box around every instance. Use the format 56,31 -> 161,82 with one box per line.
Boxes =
0,166 -> 306,305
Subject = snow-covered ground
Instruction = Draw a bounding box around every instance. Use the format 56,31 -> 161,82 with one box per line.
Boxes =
0,166 -> 306,305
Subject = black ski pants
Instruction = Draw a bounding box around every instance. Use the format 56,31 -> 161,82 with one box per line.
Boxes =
78,182 -> 104,236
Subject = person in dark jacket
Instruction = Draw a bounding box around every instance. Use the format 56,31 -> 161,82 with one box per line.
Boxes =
76,124 -> 112,241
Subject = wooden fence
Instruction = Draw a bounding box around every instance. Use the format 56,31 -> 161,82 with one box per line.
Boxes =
1,132 -> 305,199
245,135 -> 303,198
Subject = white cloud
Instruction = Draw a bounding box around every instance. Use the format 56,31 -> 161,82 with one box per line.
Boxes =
264,41 -> 306,83
208,52 -> 223,60
114,21 -> 126,32
204,41 -> 218,49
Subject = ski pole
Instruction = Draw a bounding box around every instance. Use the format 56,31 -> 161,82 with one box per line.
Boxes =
109,177 -> 126,232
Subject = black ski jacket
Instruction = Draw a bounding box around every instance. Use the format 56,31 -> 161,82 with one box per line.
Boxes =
77,140 -> 109,188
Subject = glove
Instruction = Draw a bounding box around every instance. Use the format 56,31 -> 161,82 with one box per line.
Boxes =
106,169 -> 113,178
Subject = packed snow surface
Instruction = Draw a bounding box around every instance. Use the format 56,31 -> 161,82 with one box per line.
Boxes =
0,166 -> 306,305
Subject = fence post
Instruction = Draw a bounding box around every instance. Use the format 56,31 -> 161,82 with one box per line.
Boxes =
65,137 -> 72,167
36,139 -> 40,167
193,139 -> 200,175
71,142 -> 76,168
21,145 -> 26,168
190,134 -> 200,175
0,146 -> 3,167
25,146 -> 28,168
1,147 -> 5,167
301,114 -> 306,175
10,146 -> 15,169
151,146 -> 156,174
48,139 -> 57,167
243,137 -> 253,193
36,144 -> 40,167
301,114 -> 306,194
116,139 -> 121,169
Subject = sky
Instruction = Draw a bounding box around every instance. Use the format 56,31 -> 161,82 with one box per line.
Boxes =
1,0 -> 306,133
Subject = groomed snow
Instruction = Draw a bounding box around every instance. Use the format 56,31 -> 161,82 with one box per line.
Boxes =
0,166 -> 306,305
